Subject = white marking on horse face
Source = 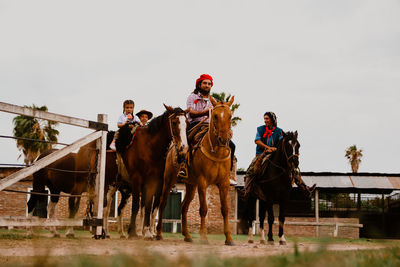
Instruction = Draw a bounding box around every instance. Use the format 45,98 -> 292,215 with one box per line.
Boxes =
288,140 -> 296,156
178,115 -> 189,152
279,235 -> 286,242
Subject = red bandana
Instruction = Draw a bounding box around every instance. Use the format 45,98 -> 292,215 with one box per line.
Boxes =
263,126 -> 276,138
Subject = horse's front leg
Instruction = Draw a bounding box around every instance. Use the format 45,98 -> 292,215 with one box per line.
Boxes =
127,192 -> 140,239
198,185 -> 209,243
259,200 -> 267,245
266,204 -> 274,245
181,183 -> 197,242
142,191 -> 155,240
218,184 -> 233,246
103,185 -> 117,238
278,201 -> 287,245
246,195 -> 257,244
117,188 -> 130,239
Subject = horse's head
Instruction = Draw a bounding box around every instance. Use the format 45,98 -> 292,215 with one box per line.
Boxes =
282,131 -> 300,169
209,96 -> 235,146
164,104 -> 189,162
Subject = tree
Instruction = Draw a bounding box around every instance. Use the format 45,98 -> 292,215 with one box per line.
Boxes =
211,92 -> 242,127
13,105 -> 59,165
345,145 -> 363,173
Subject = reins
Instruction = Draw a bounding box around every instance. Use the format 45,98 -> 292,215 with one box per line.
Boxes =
259,137 -> 299,184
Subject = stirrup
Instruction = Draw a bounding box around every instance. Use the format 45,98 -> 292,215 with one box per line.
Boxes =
177,166 -> 188,179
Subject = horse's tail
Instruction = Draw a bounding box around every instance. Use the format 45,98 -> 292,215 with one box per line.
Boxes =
237,189 -> 257,232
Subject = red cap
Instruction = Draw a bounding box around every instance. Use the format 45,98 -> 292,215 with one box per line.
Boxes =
196,74 -> 213,88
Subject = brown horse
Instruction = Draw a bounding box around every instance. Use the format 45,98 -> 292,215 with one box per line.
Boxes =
117,104 -> 188,239
27,132 -> 123,238
156,96 -> 234,245
27,149 -> 76,237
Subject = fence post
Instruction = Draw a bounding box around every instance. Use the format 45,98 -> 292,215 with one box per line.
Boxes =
94,114 -> 107,237
315,189 -> 319,237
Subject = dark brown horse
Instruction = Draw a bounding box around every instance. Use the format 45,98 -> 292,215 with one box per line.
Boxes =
156,96 -> 234,245
27,149 -> 76,237
27,132 -> 124,238
116,104 -> 188,239
241,131 -> 300,245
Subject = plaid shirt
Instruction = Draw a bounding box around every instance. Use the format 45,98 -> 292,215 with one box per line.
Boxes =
186,92 -> 212,124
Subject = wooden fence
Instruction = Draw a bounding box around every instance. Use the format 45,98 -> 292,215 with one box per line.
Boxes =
0,102 -> 108,238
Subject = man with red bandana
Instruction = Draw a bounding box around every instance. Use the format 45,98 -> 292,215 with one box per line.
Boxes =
186,74 -> 214,129
178,74 -> 237,185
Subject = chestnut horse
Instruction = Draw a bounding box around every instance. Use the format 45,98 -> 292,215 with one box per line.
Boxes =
116,105 -> 188,239
241,131 -> 300,245
157,96 -> 234,245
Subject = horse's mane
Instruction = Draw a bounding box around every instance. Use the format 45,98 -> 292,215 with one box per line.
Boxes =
116,107 -> 185,152
147,107 -> 185,134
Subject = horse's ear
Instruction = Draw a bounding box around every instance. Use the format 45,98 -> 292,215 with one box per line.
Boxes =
209,96 -> 218,107
163,104 -> 174,113
227,95 -> 235,107
184,107 -> 190,114
294,131 -> 298,138
282,131 -> 287,138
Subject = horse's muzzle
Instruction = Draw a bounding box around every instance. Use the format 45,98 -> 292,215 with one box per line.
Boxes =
217,136 -> 229,146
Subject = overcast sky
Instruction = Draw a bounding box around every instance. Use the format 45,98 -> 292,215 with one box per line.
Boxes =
1,0 -> 399,173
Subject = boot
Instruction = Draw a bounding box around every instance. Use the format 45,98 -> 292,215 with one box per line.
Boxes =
229,156 -> 237,186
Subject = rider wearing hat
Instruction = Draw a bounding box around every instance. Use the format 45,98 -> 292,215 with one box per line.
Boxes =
136,109 -> 153,126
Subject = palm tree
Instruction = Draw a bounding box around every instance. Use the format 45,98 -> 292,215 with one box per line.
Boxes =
211,92 -> 241,127
345,145 -> 363,173
13,105 -> 59,165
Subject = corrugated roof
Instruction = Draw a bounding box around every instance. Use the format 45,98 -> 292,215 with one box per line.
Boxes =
235,172 -> 400,191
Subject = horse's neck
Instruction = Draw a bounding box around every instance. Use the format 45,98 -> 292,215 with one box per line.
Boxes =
144,123 -> 171,152
271,143 -> 288,169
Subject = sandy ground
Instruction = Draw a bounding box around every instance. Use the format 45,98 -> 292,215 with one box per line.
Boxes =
0,232 -> 397,258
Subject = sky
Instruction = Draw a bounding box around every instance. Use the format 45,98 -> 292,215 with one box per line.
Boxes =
0,0 -> 399,173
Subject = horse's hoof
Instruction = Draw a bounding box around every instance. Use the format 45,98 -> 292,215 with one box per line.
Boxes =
184,237 -> 193,242
225,240 -> 234,246
279,241 -> 287,246
120,235 -> 127,239
200,239 -> 209,244
105,235 -> 111,239
260,240 -> 266,245
156,235 -> 163,241
144,236 -> 153,241
52,233 -> 60,238
248,240 -> 254,244
268,241 -> 274,246
128,234 -> 139,240
66,233 -> 75,238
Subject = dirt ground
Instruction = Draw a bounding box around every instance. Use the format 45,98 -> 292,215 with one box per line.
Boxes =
0,231 -> 398,259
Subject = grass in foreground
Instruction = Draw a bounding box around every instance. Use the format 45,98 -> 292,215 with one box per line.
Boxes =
0,246 -> 399,267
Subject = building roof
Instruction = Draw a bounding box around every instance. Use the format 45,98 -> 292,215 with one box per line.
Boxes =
235,171 -> 400,193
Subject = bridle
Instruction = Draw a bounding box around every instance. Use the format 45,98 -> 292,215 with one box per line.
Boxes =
168,112 -> 187,157
199,104 -> 231,162
260,136 -> 300,183
208,104 -> 231,150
